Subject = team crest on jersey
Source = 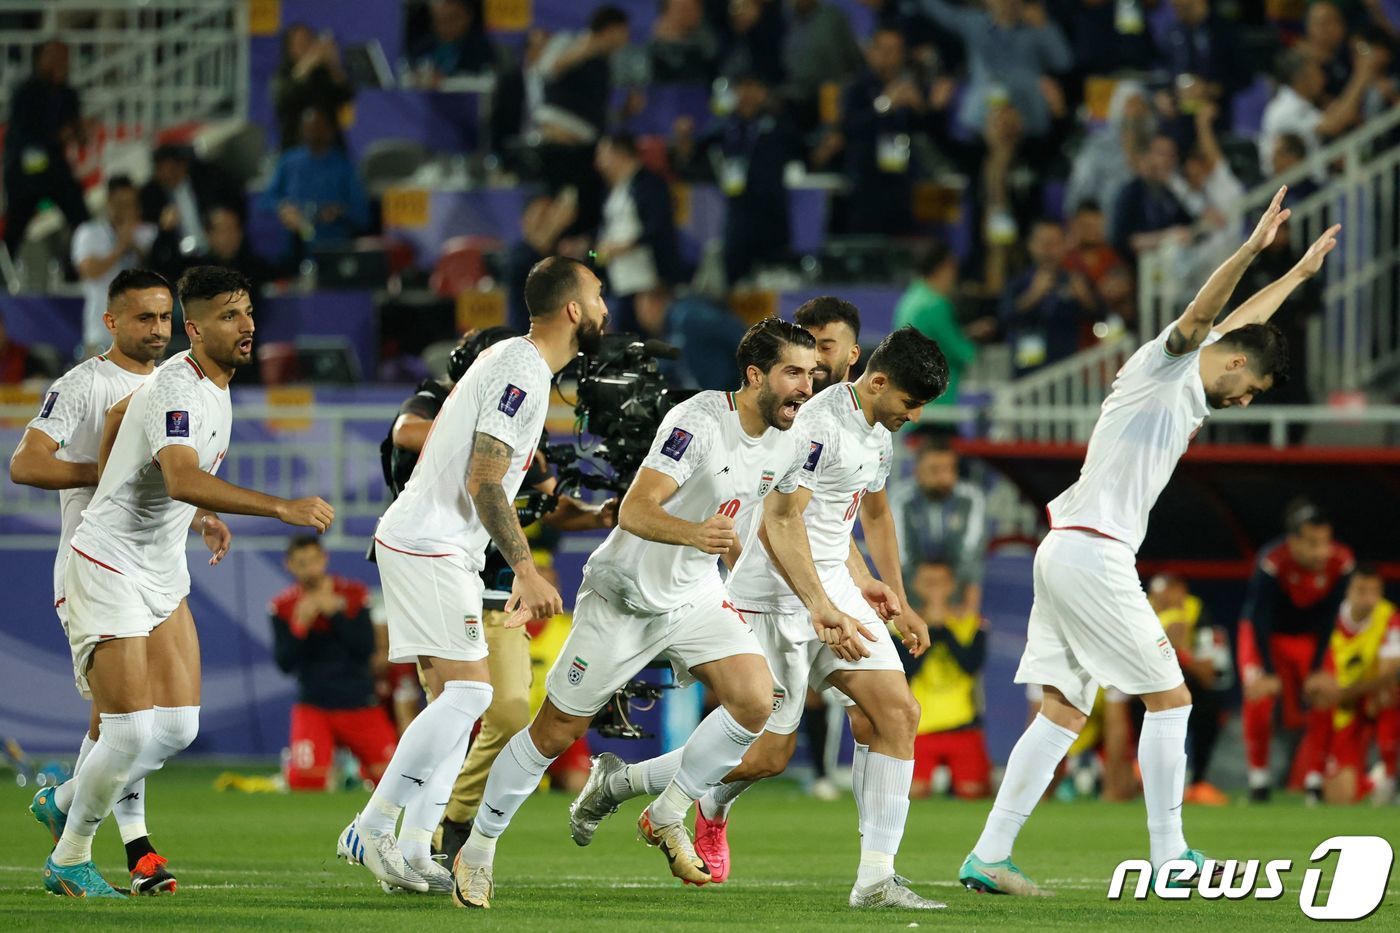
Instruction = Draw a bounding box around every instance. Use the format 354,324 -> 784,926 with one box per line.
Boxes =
464,617 -> 481,640
39,391 -> 59,418
498,384 -> 527,417
803,441 -> 824,471
661,427 -> 693,461
568,656 -> 588,685
772,686 -> 786,712
166,410 -> 190,437
757,469 -> 776,497
1156,635 -> 1173,660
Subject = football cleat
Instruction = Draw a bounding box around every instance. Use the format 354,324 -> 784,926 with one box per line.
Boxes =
693,802 -> 730,884
959,853 -> 1052,896
569,753 -> 626,846
637,807 -> 711,886
1248,786 -> 1272,804
30,785 -> 68,843
129,852 -> 177,895
1160,849 -> 1227,888
408,857 -> 454,893
43,856 -> 125,898
336,819 -> 366,865
450,851 -> 494,909
337,816 -> 428,893
849,874 -> 947,909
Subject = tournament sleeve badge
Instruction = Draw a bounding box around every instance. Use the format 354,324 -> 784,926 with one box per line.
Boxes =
661,427 -> 694,461
803,441 -> 824,471
39,391 -> 59,418
498,384 -> 527,417
166,410 -> 191,437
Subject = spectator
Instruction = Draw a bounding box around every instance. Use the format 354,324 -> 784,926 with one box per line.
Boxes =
649,0 -> 720,84
1157,0 -> 1247,120
1064,80 -> 1154,220
918,0 -> 1073,141
0,311 -> 45,384
1062,200 -> 1125,294
717,0 -> 787,86
192,206 -> 278,296
271,24 -> 353,151
504,189 -> 589,332
408,0 -> 499,83
1055,0 -> 1157,82
260,107 -> 370,258
839,27 -> 926,234
594,133 -> 683,331
1111,133 -> 1193,259
892,436 -> 988,615
72,177 -> 156,354
141,144 -> 240,281
893,241 -> 988,405
1148,574 -> 1229,806
3,40 -> 89,258
780,0 -> 864,122
1259,45 -> 1383,175
634,285 -> 748,390
1170,101 -> 1243,227
1302,0 -> 1353,98
270,536 -> 398,791
998,219 -> 1099,375
907,560 -> 991,799
1270,132 -> 1320,203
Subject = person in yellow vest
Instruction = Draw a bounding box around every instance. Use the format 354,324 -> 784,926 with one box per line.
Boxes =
1148,574 -> 1229,806
1302,565 -> 1400,805
907,561 -> 991,799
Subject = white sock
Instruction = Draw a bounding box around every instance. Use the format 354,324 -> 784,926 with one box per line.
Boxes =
460,826 -> 498,867
52,710 -> 154,866
973,713 -> 1077,864
399,721 -> 478,863
698,779 -> 753,821
359,681 -> 492,835
54,733 -> 98,813
1303,771 -> 1323,791
112,705 -> 199,843
610,748 -> 684,801
851,742 -> 870,831
473,729 -> 555,843
1248,767 -> 1271,789
856,753 -> 913,886
649,707 -> 760,826
1140,706 -> 1190,869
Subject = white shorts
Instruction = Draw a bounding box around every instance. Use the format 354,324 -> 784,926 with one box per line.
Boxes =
734,572 -> 903,735
545,582 -> 765,717
376,541 -> 487,664
1015,530 -> 1183,716
64,549 -> 183,699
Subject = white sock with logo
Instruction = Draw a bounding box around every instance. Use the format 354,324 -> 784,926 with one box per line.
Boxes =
1140,706 -> 1190,869
471,729 -> 556,853
52,710 -> 154,866
856,753 -> 913,887
698,779 -> 753,821
606,749 -> 684,801
399,725 -> 475,864
648,707 -> 760,826
973,714 -> 1078,863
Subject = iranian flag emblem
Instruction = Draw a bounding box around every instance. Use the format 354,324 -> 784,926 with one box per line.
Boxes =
757,469 -> 777,497
568,656 -> 588,685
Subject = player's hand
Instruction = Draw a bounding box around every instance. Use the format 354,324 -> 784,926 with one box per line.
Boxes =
689,514 -> 737,555
598,497 -> 619,529
1188,656 -> 1217,687
1243,186 -> 1290,255
1292,223 -> 1341,279
811,603 -> 877,662
201,515 -> 232,565
505,568 -> 564,627
1304,671 -> 1340,707
277,202 -> 305,232
893,607 -> 931,658
277,496 -> 335,532
858,578 -> 902,622
1243,671 -> 1281,701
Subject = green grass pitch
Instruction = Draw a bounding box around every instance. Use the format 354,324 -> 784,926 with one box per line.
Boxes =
2,764 -> 1395,930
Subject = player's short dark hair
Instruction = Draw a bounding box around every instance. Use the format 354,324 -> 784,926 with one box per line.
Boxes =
917,433 -> 955,456
589,5 -> 628,32
1074,199 -> 1102,215
177,265 -> 253,308
524,255 -> 587,318
1277,48 -> 1312,87
285,534 -> 323,558
107,174 -> 135,196
153,143 -> 192,165
735,317 -> 816,388
914,241 -> 955,279
1353,561 -> 1380,580
793,296 -> 860,341
865,326 -> 949,404
599,132 -> 637,158
108,269 -> 173,304
1276,133 -> 1308,161
1217,322 -> 1289,385
1285,497 -> 1329,534
917,558 -> 954,573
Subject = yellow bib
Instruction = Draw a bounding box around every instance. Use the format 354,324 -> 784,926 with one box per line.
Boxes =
1330,599 -> 1396,730
911,613 -> 983,734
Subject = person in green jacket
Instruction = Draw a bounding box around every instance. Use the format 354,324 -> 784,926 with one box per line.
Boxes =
893,242 -> 984,404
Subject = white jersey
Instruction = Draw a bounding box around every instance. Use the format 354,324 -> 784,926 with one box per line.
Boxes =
375,337 -> 552,568
1047,324 -> 1219,552
69,352 -> 231,596
26,355 -> 150,608
727,382 -> 893,611
583,390 -> 804,614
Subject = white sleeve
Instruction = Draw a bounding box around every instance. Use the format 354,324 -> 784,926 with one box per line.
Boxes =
27,366 -> 94,447
1143,323 -> 1220,371
794,413 -> 840,492
143,371 -> 205,455
71,224 -> 104,265
640,400 -> 717,486
474,356 -> 546,455
775,436 -> 804,495
868,435 -> 894,493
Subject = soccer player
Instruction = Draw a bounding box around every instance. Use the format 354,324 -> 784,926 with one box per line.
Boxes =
338,257 -> 605,895
959,190 -> 1338,896
1238,501 -> 1355,801
798,295 -> 862,392
39,265 -> 334,898
450,318 -> 866,909
571,326 -> 949,910
12,269 -> 174,892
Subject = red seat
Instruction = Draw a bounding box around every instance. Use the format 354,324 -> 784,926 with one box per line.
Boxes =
430,235 -> 500,298
257,342 -> 302,385
355,236 -> 417,277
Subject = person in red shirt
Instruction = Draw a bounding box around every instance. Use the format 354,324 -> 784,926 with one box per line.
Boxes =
1237,501 -> 1355,801
270,536 -> 398,790
0,311 -> 45,384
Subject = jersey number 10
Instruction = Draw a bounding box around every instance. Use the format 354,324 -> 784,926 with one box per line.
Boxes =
717,499 -> 742,519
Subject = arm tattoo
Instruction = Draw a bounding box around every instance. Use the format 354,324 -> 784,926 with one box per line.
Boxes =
1166,322 -> 1204,356
467,432 -> 532,569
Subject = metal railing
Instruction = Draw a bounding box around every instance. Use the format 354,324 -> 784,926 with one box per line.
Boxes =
982,334 -> 1136,443
0,0 -> 247,135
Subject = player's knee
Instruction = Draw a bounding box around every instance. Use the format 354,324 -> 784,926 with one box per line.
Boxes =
531,706 -> 589,758
99,708 -> 155,756
153,706 -> 200,753
724,690 -> 773,734
872,693 -> 920,744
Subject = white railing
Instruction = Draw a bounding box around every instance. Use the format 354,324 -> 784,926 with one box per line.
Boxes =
0,0 -> 247,136
983,334 -> 1135,444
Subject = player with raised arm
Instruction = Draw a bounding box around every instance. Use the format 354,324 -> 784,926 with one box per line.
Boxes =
337,256 -> 606,895
958,189 -> 1340,896
39,266 -> 334,898
571,326 -> 949,910
12,269 -> 178,893
449,318 -> 869,909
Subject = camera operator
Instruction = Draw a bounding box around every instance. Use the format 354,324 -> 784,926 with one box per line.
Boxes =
380,325 -> 616,863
